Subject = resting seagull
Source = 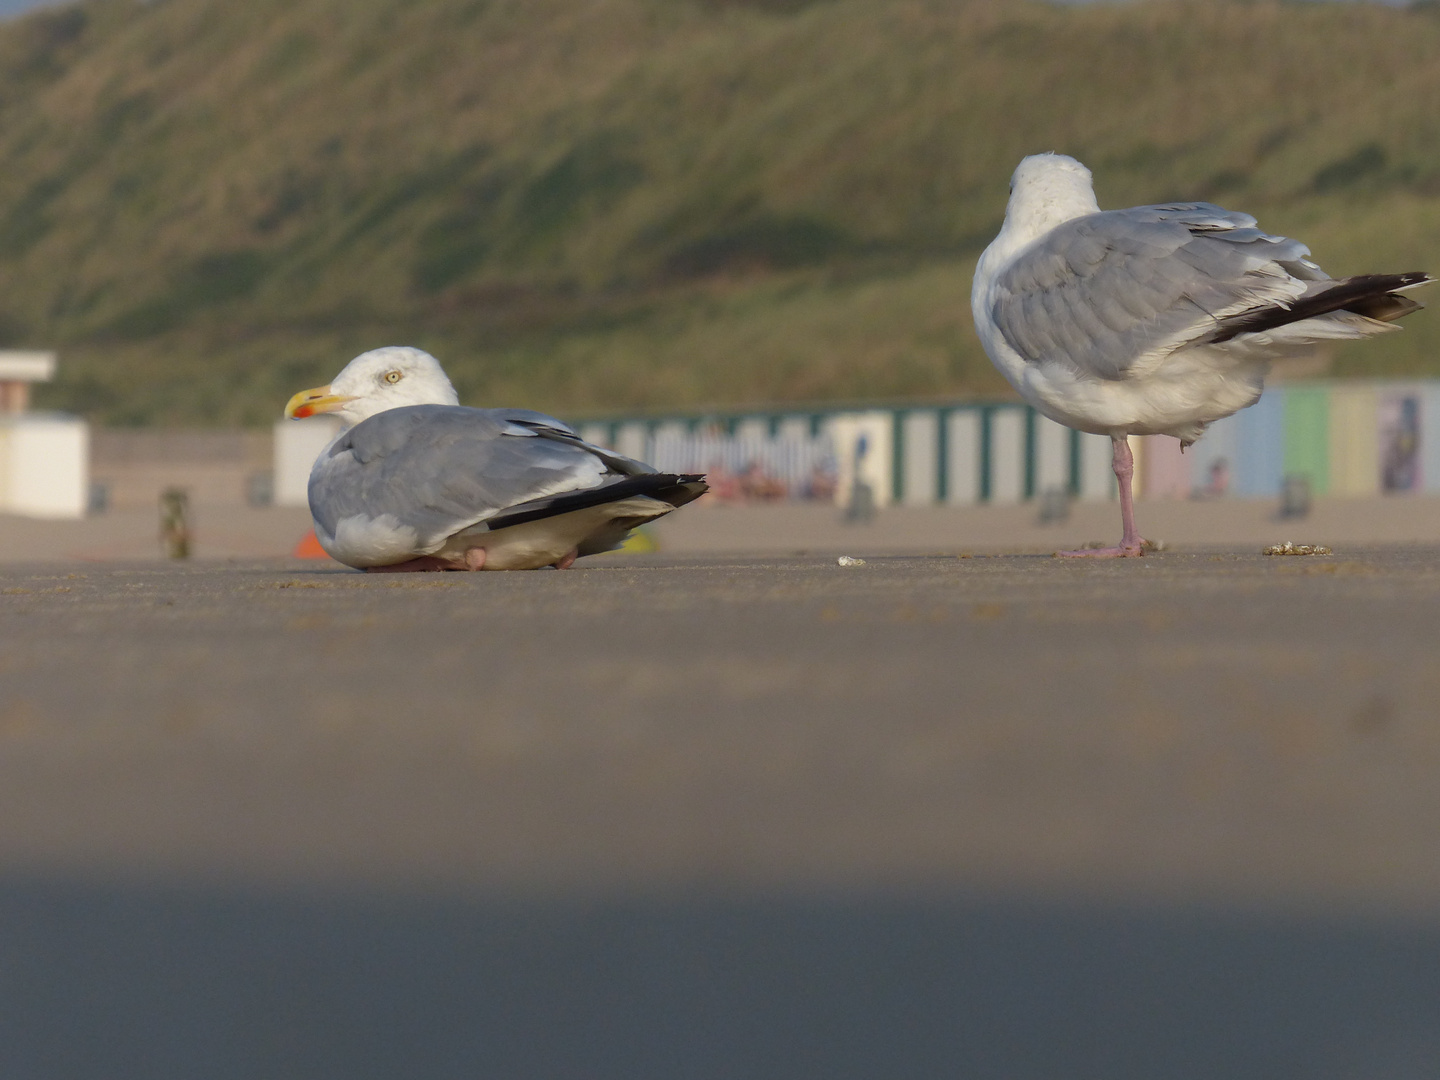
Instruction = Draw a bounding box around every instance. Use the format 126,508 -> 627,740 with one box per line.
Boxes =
284,347 -> 706,571
973,153 -> 1431,557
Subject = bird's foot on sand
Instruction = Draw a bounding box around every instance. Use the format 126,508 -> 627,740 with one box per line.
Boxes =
1056,539 -> 1148,559
552,548 -> 578,570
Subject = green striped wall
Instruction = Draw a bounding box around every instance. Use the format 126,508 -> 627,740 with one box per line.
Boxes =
1283,387 -> 1329,495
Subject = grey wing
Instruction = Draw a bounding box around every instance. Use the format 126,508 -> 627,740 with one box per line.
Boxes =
991,203 -> 1324,379
489,408 -> 657,476
309,405 -> 626,550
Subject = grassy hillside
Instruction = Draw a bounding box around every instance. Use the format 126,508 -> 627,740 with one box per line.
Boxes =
0,0 -> 1437,424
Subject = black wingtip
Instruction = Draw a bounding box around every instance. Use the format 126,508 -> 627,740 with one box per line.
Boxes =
485,473 -> 708,531
1206,271 -> 1434,343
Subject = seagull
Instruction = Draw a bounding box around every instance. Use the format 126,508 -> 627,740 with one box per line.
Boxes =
972,153 -> 1431,557
283,346 -> 706,571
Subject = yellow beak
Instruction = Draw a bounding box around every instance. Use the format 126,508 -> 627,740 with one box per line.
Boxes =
285,384 -> 355,419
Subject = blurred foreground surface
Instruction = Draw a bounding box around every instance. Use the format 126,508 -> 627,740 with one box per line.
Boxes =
3,550 -> 1440,1078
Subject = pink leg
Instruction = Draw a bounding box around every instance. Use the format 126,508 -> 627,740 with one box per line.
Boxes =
553,548 -> 578,570
1058,435 -> 1147,558
463,547 -> 488,571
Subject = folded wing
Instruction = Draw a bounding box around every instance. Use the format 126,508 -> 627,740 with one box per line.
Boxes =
989,203 -> 1325,380
309,404 -> 654,554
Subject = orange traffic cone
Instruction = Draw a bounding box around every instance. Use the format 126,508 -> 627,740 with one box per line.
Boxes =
292,529 -> 330,560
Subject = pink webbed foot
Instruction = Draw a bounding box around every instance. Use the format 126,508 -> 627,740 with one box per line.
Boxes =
463,547 -> 488,571
553,548 -> 578,570
1057,541 -> 1147,559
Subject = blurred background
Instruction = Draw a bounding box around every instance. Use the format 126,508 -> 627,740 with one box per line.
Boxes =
0,0 -> 1435,547
2,2 -> 1440,1078
2,0 -> 1438,423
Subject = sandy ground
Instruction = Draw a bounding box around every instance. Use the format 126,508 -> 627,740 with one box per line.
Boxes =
4,530 -> 1440,1077
3,548 -> 1440,906
0,503 -> 318,563
4,490 -> 1440,564
659,491 -> 1440,553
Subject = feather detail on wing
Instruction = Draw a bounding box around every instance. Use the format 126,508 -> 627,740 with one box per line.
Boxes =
1200,272 -> 1431,344
989,203 -> 1324,380
308,404 -> 647,554
487,409 -> 658,476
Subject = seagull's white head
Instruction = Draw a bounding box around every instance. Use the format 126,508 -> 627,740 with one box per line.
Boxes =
284,346 -> 461,427
1003,153 -> 1101,244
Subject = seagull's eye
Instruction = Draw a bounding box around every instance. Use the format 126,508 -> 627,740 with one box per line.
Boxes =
383,371 -> 403,385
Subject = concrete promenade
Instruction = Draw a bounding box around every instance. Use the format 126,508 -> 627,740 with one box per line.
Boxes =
4,525 -> 1440,1077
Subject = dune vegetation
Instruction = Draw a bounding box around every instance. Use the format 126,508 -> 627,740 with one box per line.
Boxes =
0,0 -> 1437,424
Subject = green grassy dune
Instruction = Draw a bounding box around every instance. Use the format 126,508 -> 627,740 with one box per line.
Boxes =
1,0 -> 1438,425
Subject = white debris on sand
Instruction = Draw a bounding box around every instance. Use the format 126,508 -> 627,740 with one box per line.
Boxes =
1263,542 -> 1332,556
837,555 -> 866,567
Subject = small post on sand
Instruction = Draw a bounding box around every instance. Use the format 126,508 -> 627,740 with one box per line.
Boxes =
160,488 -> 191,559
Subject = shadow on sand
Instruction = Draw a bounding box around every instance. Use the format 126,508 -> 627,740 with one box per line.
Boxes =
2,877 -> 1438,1080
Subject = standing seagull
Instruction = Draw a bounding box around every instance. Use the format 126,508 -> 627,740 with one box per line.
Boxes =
972,153 -> 1431,557
284,346 -> 706,571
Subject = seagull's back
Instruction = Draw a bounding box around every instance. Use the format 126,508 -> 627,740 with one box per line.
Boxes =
973,153 -> 1430,444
